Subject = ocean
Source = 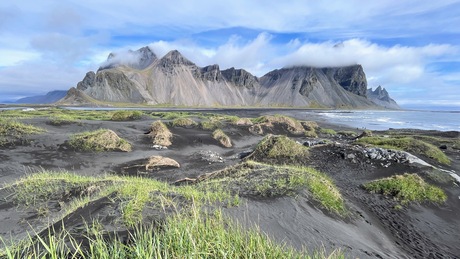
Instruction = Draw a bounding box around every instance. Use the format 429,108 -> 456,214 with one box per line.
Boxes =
307,110 -> 460,131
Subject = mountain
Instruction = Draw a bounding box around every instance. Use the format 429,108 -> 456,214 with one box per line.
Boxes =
367,86 -> 400,109
59,47 -> 399,108
16,90 -> 67,104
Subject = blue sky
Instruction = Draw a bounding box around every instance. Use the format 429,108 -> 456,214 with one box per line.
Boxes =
1,1 -> 459,109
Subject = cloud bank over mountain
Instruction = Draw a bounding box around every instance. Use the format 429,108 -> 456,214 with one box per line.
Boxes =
0,1 -> 459,108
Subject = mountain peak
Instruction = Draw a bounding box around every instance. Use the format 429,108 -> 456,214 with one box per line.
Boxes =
367,86 -> 399,109
160,50 -> 195,65
99,46 -> 157,70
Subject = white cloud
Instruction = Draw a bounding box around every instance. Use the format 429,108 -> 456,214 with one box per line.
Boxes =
1,0 -> 459,107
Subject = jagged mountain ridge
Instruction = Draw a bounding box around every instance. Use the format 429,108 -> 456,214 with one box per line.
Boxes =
367,86 -> 400,109
60,46 -> 398,108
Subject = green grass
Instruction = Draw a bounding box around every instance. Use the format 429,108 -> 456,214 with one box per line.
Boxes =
337,131 -> 358,138
355,136 -> 450,165
200,161 -> 346,215
0,118 -> 45,137
319,128 -> 337,135
0,118 -> 45,146
379,130 -> 460,150
1,170 -> 345,258
212,129 -> 232,147
0,207 -> 342,258
200,119 -> 224,130
249,135 -> 309,164
48,114 -> 78,125
111,110 -> 143,121
364,173 -> 447,205
5,170 -> 234,226
151,111 -> 196,120
0,108 -> 116,121
170,117 -> 197,127
68,129 -> 132,152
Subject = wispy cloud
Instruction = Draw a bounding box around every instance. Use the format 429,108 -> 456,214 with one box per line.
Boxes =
0,0 -> 459,107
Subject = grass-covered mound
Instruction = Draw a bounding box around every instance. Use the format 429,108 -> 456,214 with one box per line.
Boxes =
170,117 -> 197,127
200,119 -> 224,130
111,110 -> 143,121
4,171 -> 234,227
148,121 -> 172,146
250,115 -> 306,135
0,171 -> 343,258
69,129 -> 132,152
364,173 -> 447,205
212,129 -> 232,147
232,117 -> 254,126
199,161 -> 346,215
319,128 -> 337,136
0,119 -> 45,146
48,114 -> 78,125
356,136 -> 450,165
301,121 -> 319,138
246,135 -> 309,165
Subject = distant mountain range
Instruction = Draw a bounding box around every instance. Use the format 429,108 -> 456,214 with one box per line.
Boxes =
21,46 -> 400,108
15,90 -> 67,104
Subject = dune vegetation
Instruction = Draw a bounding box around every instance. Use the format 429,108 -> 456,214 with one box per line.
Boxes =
170,117 -> 197,127
355,136 -> 450,165
68,129 -> 132,152
212,129 -> 232,147
247,134 -> 309,165
200,161 -> 346,215
0,170 -> 343,258
0,118 -> 45,146
364,173 -> 447,205
148,121 -> 173,146
110,110 -> 143,121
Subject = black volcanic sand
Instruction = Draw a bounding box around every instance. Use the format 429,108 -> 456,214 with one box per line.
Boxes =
1,108 -> 460,258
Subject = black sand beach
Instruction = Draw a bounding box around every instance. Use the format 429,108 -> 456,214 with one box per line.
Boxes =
1,108 -> 459,258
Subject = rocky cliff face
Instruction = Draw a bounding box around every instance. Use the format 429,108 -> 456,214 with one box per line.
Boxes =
258,66 -> 375,107
60,47 -> 398,108
367,86 -> 400,109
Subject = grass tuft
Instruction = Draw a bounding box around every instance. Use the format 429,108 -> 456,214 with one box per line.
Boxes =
0,118 -> 45,146
212,129 -> 232,147
319,128 -> 337,135
148,121 -> 173,146
69,129 -> 132,152
248,135 -> 309,165
364,173 -> 447,205
0,118 -> 45,137
170,117 -> 197,127
111,110 -> 143,121
200,119 -> 223,130
251,115 -> 305,135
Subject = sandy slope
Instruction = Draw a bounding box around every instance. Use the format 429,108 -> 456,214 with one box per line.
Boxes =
1,109 -> 459,258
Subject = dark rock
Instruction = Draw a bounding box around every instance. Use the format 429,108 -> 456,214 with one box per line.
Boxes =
238,150 -> 253,159
439,145 -> 448,150
221,67 -> 259,88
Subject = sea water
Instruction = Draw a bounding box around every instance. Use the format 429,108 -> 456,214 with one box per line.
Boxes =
309,110 -> 460,131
